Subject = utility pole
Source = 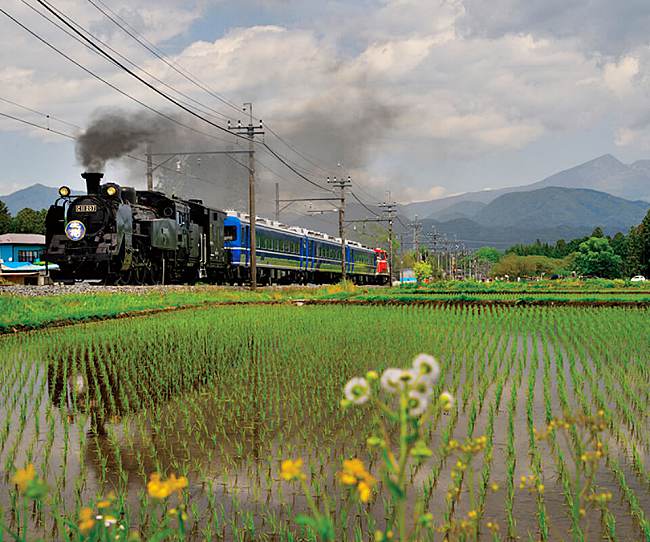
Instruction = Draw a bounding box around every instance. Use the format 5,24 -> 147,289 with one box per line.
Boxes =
378,199 -> 397,285
228,103 -> 264,290
146,143 -> 153,190
328,175 -> 352,279
275,182 -> 280,222
409,215 -> 422,261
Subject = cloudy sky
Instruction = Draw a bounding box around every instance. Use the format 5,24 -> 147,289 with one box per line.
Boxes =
1,0 -> 650,205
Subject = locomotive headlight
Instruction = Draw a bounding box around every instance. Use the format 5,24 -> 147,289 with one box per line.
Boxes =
58,185 -> 71,197
105,185 -> 118,196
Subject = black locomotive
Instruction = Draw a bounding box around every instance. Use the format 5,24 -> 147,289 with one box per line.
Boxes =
45,172 -> 227,284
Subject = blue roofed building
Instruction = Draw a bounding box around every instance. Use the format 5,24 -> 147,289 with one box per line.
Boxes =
0,233 -> 45,263
0,233 -> 54,285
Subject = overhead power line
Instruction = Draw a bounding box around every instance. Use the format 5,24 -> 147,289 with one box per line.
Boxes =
86,0 -> 242,116
0,5 -> 236,147
0,96 -> 81,130
84,0 -> 349,181
0,110 -> 76,140
262,143 -> 333,192
32,0 -> 249,143
349,191 -> 380,217
16,1 -> 336,196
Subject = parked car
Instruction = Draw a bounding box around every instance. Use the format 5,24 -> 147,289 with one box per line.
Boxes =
630,275 -> 647,282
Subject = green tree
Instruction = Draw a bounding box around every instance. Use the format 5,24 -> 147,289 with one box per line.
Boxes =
591,226 -> 605,238
625,225 -> 643,276
413,261 -> 433,283
0,201 -> 11,235
12,208 -> 47,234
636,209 -> 650,277
573,237 -> 622,278
491,254 -> 569,278
475,246 -> 501,264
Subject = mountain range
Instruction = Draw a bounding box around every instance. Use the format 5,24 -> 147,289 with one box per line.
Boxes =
401,154 -> 650,220
2,154 -> 649,248
0,183 -> 81,215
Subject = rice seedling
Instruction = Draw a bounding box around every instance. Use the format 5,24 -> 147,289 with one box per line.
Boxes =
0,303 -> 647,540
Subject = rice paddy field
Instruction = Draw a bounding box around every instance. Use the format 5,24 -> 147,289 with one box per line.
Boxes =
0,301 -> 648,541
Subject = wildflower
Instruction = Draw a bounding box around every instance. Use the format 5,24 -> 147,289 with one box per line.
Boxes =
380,368 -> 405,393
97,499 -> 112,509
412,354 -> 440,383
490,482 -> 500,492
339,458 -> 376,502
12,464 -> 36,492
358,480 -> 373,502
439,391 -> 454,411
468,510 -> 477,520
344,377 -> 371,405
103,515 -> 117,527
147,473 -> 172,499
407,390 -> 429,417
78,507 -> 95,534
280,459 -> 306,481
167,473 -> 188,493
366,370 -> 379,381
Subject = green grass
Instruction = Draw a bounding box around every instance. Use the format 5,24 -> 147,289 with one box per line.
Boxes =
2,280 -> 650,333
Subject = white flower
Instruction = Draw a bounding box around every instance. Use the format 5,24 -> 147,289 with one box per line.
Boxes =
412,354 -> 440,384
407,390 -> 429,417
439,391 -> 455,411
344,377 -> 370,404
380,368 -> 404,393
410,376 -> 434,397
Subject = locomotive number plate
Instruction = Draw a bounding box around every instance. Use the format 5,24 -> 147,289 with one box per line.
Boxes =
75,204 -> 97,212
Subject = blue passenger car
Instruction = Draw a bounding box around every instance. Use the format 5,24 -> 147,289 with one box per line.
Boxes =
223,211 -> 386,284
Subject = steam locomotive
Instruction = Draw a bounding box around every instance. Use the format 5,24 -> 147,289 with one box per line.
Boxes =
45,172 -> 390,285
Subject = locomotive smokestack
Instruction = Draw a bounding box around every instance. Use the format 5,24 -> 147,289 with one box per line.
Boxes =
81,172 -> 104,194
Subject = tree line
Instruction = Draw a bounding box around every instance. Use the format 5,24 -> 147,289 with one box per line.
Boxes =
0,202 -> 47,235
491,208 -> 650,279
405,208 -> 650,281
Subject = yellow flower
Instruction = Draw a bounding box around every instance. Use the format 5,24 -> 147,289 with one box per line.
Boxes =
12,464 -> 36,492
468,510 -> 477,520
342,459 -> 367,477
97,500 -> 111,509
339,458 -> 376,502
78,507 -> 95,534
147,473 -> 172,499
168,474 -> 188,493
358,480 -> 373,503
280,459 -> 305,481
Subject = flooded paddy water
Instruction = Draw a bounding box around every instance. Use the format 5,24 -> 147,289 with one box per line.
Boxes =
0,304 -> 648,540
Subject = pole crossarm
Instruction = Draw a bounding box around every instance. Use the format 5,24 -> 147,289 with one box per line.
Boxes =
148,150 -> 250,156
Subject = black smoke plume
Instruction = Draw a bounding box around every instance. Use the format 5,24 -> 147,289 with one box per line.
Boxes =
76,110 -> 172,171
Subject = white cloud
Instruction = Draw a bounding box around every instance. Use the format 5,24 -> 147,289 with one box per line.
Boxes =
604,56 -> 640,97
5,0 -> 650,200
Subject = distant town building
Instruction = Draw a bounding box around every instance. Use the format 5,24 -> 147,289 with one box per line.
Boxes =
0,233 -> 51,285
0,233 -> 45,263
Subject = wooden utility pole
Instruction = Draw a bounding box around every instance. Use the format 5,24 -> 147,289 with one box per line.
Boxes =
146,143 -> 153,190
327,176 -> 352,279
228,104 -> 264,289
275,182 -> 280,221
